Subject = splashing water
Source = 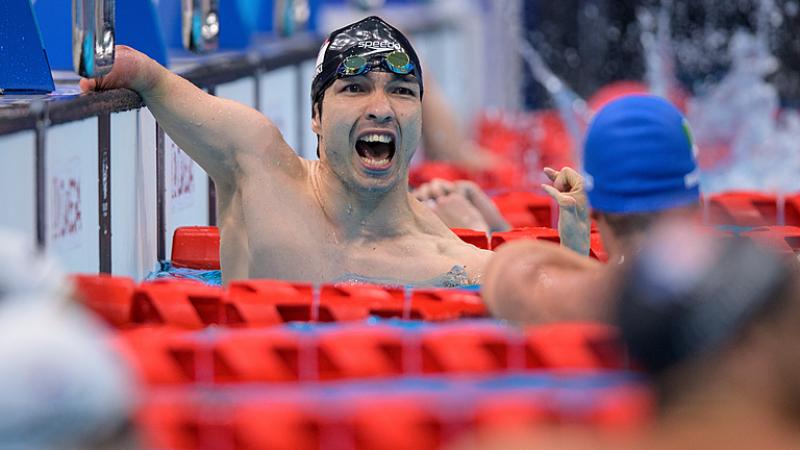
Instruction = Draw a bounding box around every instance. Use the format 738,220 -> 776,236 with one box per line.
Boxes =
638,0 -> 679,100
687,30 -> 800,194
508,0 -> 800,196
637,1 -> 800,196
501,6 -> 590,168
516,37 -> 591,169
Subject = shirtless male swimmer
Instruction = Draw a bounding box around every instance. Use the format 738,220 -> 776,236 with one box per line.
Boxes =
82,17 -> 587,286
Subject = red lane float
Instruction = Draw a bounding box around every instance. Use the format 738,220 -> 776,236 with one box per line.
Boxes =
451,228 -> 489,249
171,226 -> 221,270
490,226 -> 608,261
706,191 -> 800,227
226,280 -> 313,325
525,323 -> 627,370
491,191 -> 554,229
71,273 -> 136,327
75,274 -> 489,328
320,284 -> 407,321
316,325 -> 406,380
136,384 -> 651,450
120,322 -> 627,385
132,280 -> 226,328
115,328 -> 200,384
408,161 -> 470,187
420,324 -> 520,374
491,226 -> 560,250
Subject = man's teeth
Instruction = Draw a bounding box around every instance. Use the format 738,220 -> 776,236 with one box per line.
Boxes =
360,133 -> 393,143
362,157 -> 390,165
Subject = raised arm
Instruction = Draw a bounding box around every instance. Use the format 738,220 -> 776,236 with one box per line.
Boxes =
80,46 -> 301,189
481,239 -> 613,325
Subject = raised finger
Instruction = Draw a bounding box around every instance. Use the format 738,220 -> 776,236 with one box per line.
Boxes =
560,167 -> 584,192
543,167 -> 559,182
541,184 -> 577,207
552,170 -> 572,192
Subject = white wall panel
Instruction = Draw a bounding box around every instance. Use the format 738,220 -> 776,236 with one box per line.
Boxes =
413,31 -> 446,91
0,131 -> 36,240
216,77 -> 257,108
138,109 -> 159,277
441,28 -> 470,123
259,66 -> 300,152
45,118 -> 99,273
111,109 -> 158,280
163,134 -> 209,258
299,59 -> 317,160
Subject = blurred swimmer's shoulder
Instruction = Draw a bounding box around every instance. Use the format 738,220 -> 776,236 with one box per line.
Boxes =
481,239 -> 610,324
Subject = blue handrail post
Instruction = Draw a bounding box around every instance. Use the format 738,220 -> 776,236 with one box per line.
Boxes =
0,0 -> 55,94
36,0 -> 169,71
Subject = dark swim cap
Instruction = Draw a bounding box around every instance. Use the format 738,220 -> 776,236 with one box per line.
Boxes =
616,224 -> 794,375
310,16 -> 424,107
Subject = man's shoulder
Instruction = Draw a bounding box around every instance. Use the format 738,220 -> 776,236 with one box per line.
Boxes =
430,232 -> 493,270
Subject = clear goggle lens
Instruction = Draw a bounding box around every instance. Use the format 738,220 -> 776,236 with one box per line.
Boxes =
337,51 -> 414,77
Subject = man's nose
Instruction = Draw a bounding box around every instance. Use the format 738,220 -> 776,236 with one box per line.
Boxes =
364,91 -> 394,123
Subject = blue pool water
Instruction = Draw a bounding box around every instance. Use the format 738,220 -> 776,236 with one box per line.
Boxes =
146,261 -> 223,286
146,261 -> 482,291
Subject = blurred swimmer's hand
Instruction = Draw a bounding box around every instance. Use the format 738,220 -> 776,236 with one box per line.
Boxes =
79,45 -> 164,96
428,192 -> 490,232
413,179 -> 510,232
413,178 -> 459,201
541,167 -> 590,255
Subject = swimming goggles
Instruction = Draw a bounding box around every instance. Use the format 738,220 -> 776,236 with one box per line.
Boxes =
336,51 -> 415,77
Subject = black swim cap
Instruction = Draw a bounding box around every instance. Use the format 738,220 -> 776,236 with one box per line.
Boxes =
310,16 -> 424,107
616,225 -> 794,375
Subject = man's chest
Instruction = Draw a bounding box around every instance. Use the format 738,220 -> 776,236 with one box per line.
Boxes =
248,229 -> 467,283
322,238 -> 470,283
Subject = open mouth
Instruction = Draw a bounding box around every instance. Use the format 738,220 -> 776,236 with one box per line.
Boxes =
355,132 -> 396,171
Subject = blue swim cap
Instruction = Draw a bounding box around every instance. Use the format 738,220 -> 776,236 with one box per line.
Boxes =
583,95 -> 700,214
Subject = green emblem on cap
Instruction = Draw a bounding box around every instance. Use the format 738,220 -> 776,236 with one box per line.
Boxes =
682,118 -> 699,158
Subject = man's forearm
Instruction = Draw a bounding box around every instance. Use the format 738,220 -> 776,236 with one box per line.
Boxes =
85,46 -> 280,184
140,65 -> 277,182
558,204 -> 591,255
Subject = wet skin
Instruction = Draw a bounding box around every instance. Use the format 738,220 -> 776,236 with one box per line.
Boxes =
82,47 -> 492,284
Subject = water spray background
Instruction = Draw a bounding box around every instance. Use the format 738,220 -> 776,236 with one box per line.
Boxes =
518,0 -> 800,193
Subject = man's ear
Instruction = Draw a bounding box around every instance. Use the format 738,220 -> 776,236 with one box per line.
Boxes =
311,102 -> 322,135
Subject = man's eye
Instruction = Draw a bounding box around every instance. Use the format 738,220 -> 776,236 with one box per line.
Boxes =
394,87 -> 416,97
343,84 -> 364,93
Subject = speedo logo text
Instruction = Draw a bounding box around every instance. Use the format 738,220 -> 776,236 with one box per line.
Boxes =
357,41 -> 402,51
